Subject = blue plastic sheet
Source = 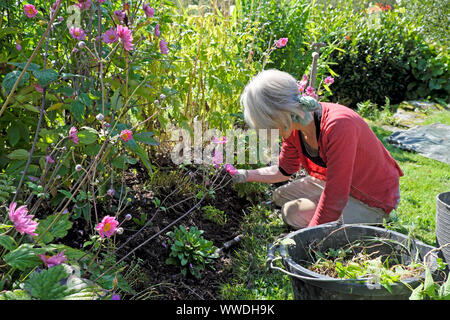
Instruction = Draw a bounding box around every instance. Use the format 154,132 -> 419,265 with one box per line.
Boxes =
387,123 -> 450,164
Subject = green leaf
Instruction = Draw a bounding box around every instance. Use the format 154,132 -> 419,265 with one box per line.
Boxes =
0,289 -> 32,300
78,127 -> 98,145
33,69 -> 59,87
124,138 -> 138,151
55,86 -> 74,97
439,274 -> 450,299
134,145 -> 153,174
110,89 -> 123,110
24,265 -> 69,300
70,100 -> 85,123
58,189 -> 72,199
423,268 -> 436,296
79,92 -> 92,108
0,234 -> 17,251
134,132 -> 160,146
4,244 -> 45,271
7,149 -> 29,160
63,276 -> 104,300
7,122 -> 22,147
7,62 -> 41,72
35,214 -> 73,244
112,155 -> 128,169
2,70 -> 30,94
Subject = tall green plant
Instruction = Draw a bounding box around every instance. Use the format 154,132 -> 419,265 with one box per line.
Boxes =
234,0 -> 313,78
166,3 -> 257,131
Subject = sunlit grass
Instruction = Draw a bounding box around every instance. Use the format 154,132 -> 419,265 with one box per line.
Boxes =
219,204 -> 293,299
369,118 -> 450,245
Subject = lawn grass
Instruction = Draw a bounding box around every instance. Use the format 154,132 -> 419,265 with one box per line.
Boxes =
219,107 -> 449,299
219,204 -> 293,299
370,124 -> 450,245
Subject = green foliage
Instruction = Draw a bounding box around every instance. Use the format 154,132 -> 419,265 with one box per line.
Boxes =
233,181 -> 270,203
3,244 -> 46,271
312,1 -> 449,108
219,204 -> 292,299
400,0 -> 449,45
0,173 -> 15,203
310,246 -> 425,293
202,205 -> 227,226
35,213 -> 73,244
410,267 -> 450,300
356,97 -> 398,126
235,0 -> 312,77
23,265 -> 69,300
166,225 -> 218,278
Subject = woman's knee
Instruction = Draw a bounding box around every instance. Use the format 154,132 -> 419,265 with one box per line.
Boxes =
281,198 -> 317,229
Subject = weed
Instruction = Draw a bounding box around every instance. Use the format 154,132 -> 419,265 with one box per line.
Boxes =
166,225 -> 218,279
202,205 -> 227,226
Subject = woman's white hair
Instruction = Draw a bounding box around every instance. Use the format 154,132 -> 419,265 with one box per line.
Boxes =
240,69 -> 303,130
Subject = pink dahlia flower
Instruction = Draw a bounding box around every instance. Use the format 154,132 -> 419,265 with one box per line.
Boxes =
69,126 -> 79,144
212,149 -> 223,168
297,79 -> 307,93
143,4 -> 155,17
275,37 -> 288,48
8,202 -> 39,236
76,0 -> 92,11
69,27 -> 86,41
103,28 -> 118,44
24,4 -> 38,18
114,10 -> 125,23
305,86 -> 316,96
38,250 -> 67,268
159,39 -> 169,54
96,215 -> 119,238
46,155 -> 55,164
324,76 -> 335,85
120,129 -> 133,142
117,25 -> 134,51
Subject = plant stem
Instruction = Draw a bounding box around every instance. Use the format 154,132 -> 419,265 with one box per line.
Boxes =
0,0 -> 62,119
8,25 -> 52,215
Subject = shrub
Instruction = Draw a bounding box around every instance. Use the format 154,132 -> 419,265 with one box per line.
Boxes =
310,1 -> 449,108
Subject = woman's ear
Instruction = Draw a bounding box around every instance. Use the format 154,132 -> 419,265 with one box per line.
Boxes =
291,113 -> 302,124
290,109 -> 305,124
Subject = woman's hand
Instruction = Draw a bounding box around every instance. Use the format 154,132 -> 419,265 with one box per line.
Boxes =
231,165 -> 292,184
231,169 -> 248,184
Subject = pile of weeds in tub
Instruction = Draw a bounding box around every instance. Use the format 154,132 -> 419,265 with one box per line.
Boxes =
304,237 -> 428,291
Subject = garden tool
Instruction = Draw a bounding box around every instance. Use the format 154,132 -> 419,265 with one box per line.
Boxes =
308,42 -> 327,90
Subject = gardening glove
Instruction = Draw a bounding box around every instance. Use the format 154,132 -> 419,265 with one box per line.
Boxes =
231,169 -> 248,184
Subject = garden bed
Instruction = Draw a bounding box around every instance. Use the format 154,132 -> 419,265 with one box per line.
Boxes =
58,157 -> 252,300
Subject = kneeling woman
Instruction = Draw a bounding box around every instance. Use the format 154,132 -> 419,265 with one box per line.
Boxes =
234,69 -> 403,229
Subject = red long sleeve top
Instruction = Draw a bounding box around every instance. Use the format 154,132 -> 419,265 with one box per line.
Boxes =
278,102 -> 403,227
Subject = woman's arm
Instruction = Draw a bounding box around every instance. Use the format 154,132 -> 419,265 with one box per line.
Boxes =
246,165 -> 291,184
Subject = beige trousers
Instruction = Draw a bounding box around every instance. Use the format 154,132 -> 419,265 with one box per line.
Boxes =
272,176 -> 390,229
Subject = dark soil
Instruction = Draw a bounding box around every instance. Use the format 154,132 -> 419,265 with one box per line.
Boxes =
59,154 -> 254,300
